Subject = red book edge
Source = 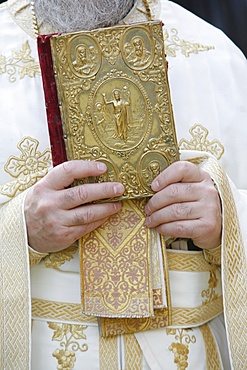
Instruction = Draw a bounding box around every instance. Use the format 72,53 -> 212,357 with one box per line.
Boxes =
37,34 -> 68,166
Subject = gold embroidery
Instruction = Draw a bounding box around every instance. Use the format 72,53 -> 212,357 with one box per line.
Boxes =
100,296 -> 223,337
44,244 -> 78,270
99,336 -> 119,370
0,136 -> 51,197
31,297 -> 223,338
200,157 -> 247,369
80,199 -> 154,317
179,124 -> 224,159
32,298 -> 97,323
122,0 -> 159,25
48,322 -> 88,369
200,324 -> 223,370
163,28 -> 215,58
167,328 -> 196,370
29,247 -> 49,266
136,0 -> 152,21
0,191 -> 31,369
203,244 -> 221,266
167,250 -> 211,272
0,40 -> 40,82
124,334 -> 143,370
202,268 -> 219,304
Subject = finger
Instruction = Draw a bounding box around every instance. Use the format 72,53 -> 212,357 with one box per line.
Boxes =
151,161 -> 209,191
44,160 -> 108,190
154,217 -> 220,249
145,201 -> 200,228
43,217 -> 110,253
63,217 -> 110,246
62,202 -> 122,226
58,182 -> 124,209
146,180 -> 216,215
154,219 -> 204,241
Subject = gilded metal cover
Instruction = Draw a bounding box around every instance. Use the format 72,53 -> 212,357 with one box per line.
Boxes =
50,21 -> 179,200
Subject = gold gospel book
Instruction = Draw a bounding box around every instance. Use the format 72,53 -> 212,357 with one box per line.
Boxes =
49,20 -> 179,200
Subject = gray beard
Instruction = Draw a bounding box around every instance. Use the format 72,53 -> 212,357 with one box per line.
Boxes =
35,0 -> 136,33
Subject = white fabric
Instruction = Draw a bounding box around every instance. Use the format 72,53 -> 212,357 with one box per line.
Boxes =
0,0 -> 247,369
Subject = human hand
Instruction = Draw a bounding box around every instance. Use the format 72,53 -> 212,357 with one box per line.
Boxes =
24,160 -> 124,253
145,161 -> 222,249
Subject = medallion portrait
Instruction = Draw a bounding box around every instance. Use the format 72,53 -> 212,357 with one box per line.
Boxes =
68,35 -> 101,78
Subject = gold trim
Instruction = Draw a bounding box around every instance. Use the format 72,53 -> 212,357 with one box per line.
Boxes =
30,1 -> 38,38
43,243 -> 78,270
203,244 -> 221,266
32,298 -> 97,323
172,297 -> 223,326
7,0 -> 53,39
99,336 -> 119,370
29,247 -> 48,266
200,155 -> 247,369
0,191 -> 30,369
200,324 -> 222,370
167,249 -> 215,272
124,334 -> 143,369
140,0 -> 152,21
31,296 -> 223,337
161,237 -> 172,325
99,296 -> 223,337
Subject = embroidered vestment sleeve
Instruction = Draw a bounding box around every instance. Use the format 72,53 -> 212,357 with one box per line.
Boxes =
203,245 -> 221,266
29,246 -> 49,266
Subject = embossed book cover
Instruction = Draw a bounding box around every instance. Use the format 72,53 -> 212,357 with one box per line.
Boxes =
38,20 -> 179,201
38,21 -> 179,319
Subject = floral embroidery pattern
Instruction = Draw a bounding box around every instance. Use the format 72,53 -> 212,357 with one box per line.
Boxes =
163,28 -> 215,58
0,40 -> 41,82
167,328 -> 196,370
202,268 -> 219,304
44,244 -> 78,270
48,322 -> 88,369
179,124 -> 224,159
0,136 -> 51,197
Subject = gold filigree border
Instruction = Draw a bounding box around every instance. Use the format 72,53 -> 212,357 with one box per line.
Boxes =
32,296 -> 223,337
124,334 -> 143,369
200,324 -> 222,369
0,191 -> 30,369
99,335 -> 119,370
201,155 -> 247,370
167,250 -> 215,272
32,298 -> 97,323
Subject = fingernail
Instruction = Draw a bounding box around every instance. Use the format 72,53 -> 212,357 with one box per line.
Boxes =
152,180 -> 160,191
97,162 -> 106,173
114,202 -> 122,211
113,184 -> 124,195
145,205 -> 150,216
145,216 -> 151,226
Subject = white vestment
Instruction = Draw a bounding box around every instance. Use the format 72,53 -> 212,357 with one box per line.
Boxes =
0,0 -> 246,369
